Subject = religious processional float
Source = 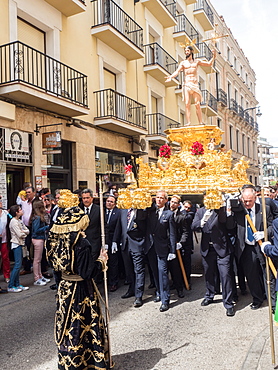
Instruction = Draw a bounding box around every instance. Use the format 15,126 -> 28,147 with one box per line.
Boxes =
117,125 -> 251,210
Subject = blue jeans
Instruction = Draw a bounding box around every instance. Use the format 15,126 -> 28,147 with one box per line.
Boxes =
9,245 -> 23,288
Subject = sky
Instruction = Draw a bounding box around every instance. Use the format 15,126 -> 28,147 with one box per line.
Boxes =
211,0 -> 278,147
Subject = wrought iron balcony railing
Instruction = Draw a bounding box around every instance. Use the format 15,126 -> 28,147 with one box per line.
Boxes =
174,14 -> 200,43
244,111 -> 250,122
147,113 -> 180,136
217,88 -> 227,106
91,0 -> 143,51
201,90 -> 217,112
0,41 -> 88,107
94,88 -> 146,129
249,116 -> 255,127
144,43 -> 178,77
194,0 -> 214,26
229,99 -> 238,114
254,122 -> 259,131
195,42 -> 212,60
238,105 -> 244,119
161,0 -> 177,18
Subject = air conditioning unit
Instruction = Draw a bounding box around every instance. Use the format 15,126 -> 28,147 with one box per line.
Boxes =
132,135 -> 148,154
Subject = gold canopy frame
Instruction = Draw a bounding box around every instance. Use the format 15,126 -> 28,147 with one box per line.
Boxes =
117,125 -> 251,209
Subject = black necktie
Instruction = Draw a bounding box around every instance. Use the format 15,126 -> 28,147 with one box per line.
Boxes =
156,209 -> 159,220
86,207 -> 89,215
107,210 -> 111,224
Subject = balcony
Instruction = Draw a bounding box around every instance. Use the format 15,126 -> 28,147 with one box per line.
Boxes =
0,41 -> 88,117
184,0 -> 197,4
147,113 -> 180,144
201,90 -> 217,116
141,0 -> 177,28
193,0 -> 214,31
229,99 -> 238,114
195,42 -> 214,73
173,14 -> 200,53
91,0 -> 144,60
238,105 -> 244,119
44,0 -> 86,16
217,88 -> 227,106
144,43 -> 179,86
93,89 -> 147,135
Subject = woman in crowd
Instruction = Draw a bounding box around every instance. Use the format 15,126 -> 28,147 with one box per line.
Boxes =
30,200 -> 49,286
0,196 -> 10,283
8,205 -> 29,292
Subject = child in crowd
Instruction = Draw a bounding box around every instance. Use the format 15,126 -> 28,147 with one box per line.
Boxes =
8,205 -> 30,293
30,200 -> 50,286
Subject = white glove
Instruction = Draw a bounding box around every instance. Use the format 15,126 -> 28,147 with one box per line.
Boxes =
111,242 -> 118,254
200,209 -> 213,228
104,244 -> 109,250
261,241 -> 271,254
167,253 -> 176,261
253,231 -> 265,242
176,242 -> 182,250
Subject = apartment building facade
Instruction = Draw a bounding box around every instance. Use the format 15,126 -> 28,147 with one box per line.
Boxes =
0,0 -> 260,207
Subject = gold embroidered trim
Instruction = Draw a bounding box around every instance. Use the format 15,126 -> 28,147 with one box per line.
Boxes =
50,215 -> 89,234
96,258 -> 107,272
62,272 -> 84,282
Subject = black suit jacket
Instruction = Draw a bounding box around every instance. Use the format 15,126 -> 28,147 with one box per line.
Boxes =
191,207 -> 231,258
81,204 -> 101,254
174,209 -> 189,244
113,209 -> 147,253
104,207 -> 121,246
146,206 -> 176,258
227,202 -> 273,262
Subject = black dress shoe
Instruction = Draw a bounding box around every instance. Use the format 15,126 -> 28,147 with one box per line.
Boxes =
177,290 -> 184,298
42,272 -> 53,279
201,298 -> 213,306
121,291 -> 135,299
250,302 -> 262,310
226,307 -> 235,317
159,303 -> 169,312
153,295 -> 161,303
50,284 -> 57,290
133,297 -> 143,307
110,285 -> 118,292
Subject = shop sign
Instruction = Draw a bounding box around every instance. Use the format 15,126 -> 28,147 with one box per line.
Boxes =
42,131 -> 62,154
42,131 -> 61,148
5,129 -> 29,160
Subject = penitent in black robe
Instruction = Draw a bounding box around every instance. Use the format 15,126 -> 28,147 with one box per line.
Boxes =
46,207 -> 108,370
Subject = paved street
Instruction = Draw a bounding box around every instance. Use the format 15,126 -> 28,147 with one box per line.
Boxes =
1,243 -> 278,370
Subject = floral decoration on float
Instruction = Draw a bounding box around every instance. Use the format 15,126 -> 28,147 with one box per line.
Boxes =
157,143 -> 171,170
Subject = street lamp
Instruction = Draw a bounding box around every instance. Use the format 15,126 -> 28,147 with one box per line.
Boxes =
243,106 -> 262,117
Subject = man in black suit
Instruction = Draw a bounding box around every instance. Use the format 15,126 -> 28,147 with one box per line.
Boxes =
104,195 -> 121,292
169,195 -> 188,298
146,190 -> 176,312
113,208 -> 147,307
80,188 -> 101,255
228,187 -> 273,310
192,206 -> 235,316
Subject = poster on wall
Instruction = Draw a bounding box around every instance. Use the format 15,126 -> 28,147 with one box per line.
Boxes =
4,129 -> 29,160
0,163 -> 7,209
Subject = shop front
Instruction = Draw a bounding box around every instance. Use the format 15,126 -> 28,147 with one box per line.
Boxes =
95,148 -> 132,194
0,127 -> 33,208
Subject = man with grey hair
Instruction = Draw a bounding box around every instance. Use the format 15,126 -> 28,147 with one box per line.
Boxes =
146,190 -> 176,312
80,188 -> 101,255
228,187 -> 273,310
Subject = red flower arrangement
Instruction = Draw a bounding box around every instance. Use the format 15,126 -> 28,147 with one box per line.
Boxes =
191,141 -> 204,156
159,144 -> 172,159
124,164 -> 133,174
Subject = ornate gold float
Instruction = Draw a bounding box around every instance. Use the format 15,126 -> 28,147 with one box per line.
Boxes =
118,125 -> 251,209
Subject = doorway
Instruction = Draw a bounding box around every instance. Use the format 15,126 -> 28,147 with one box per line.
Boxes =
6,166 -> 25,208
